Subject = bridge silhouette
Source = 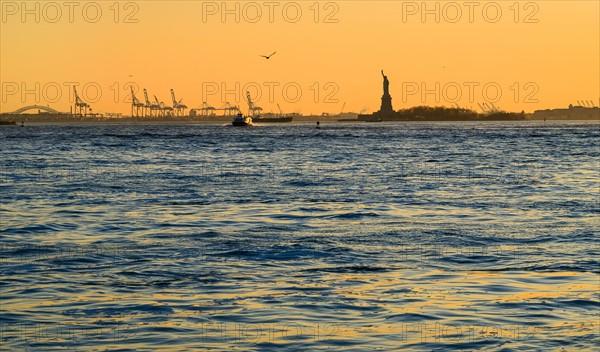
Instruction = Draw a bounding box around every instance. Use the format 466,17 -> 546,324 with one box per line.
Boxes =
11,105 -> 63,114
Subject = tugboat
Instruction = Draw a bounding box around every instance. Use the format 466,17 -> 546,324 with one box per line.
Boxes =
232,113 -> 252,126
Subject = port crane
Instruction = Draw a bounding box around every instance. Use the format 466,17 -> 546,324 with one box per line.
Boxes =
221,102 -> 240,116
154,96 -> 163,117
190,102 -> 239,117
155,95 -> 173,118
577,100 -> 595,107
130,87 -> 145,118
478,102 -> 500,114
143,89 -> 160,117
477,103 -> 494,113
339,102 -> 346,115
489,102 -> 501,112
73,86 -> 91,116
246,91 -> 263,117
199,102 -> 216,116
170,89 -> 187,117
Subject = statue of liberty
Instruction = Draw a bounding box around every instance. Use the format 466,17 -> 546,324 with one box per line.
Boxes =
381,70 -> 389,96
380,70 -> 393,113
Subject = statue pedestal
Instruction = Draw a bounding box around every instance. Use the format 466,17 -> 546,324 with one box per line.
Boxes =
380,94 -> 393,113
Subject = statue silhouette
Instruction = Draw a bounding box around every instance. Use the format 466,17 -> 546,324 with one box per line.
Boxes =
381,70 -> 390,96
380,70 -> 393,113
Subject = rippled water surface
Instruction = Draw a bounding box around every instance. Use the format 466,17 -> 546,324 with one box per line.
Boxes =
1,121 -> 599,351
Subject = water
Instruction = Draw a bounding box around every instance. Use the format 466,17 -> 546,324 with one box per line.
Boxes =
1,121 -> 598,351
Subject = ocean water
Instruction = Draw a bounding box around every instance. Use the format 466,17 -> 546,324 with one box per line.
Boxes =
0,121 -> 598,351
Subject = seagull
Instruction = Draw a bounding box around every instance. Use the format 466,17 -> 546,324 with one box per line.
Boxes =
260,51 -> 277,60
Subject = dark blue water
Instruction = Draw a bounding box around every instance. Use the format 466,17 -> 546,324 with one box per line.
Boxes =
1,121 -> 599,351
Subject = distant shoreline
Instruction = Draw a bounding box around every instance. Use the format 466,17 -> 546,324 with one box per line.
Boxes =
1,117 -> 599,124
2,106 -> 598,124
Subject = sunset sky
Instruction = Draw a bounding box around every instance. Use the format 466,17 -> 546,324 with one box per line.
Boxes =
1,1 -> 598,115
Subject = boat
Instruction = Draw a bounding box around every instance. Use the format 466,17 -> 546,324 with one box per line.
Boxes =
232,113 -> 252,126
244,92 -> 292,123
252,115 -> 293,123
0,120 -> 16,125
365,116 -> 382,122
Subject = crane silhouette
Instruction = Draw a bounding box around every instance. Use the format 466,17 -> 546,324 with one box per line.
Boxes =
260,51 -> 277,60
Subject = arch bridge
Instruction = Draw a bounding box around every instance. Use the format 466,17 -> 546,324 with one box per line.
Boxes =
12,105 -> 63,114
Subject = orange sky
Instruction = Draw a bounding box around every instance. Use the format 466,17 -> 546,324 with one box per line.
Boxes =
1,1 -> 598,115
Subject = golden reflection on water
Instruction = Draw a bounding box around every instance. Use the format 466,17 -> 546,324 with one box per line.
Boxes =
1,123 -> 598,350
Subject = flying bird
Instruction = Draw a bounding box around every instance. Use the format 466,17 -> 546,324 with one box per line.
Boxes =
260,51 -> 277,60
